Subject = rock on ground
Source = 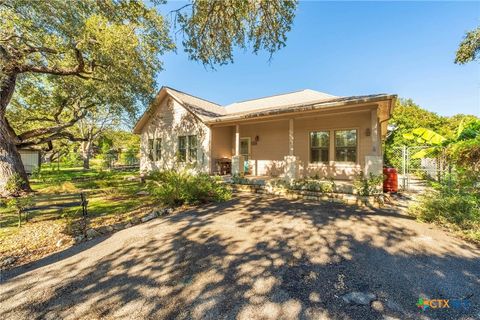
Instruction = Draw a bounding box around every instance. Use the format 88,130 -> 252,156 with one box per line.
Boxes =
86,229 -> 100,239
342,292 -> 376,305
0,257 -> 16,268
141,212 -> 158,223
56,239 -> 67,247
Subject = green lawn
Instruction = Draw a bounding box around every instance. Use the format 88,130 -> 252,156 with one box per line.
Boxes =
0,164 -> 161,266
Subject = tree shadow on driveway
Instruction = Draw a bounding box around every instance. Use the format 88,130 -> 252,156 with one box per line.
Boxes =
0,195 -> 479,319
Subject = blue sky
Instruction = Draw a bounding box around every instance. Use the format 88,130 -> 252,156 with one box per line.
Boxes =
157,1 -> 479,117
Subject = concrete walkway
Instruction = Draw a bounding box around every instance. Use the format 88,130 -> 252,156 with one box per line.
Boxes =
1,195 -> 479,319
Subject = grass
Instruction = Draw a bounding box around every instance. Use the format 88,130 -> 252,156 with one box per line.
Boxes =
409,174 -> 480,244
0,163 -> 161,266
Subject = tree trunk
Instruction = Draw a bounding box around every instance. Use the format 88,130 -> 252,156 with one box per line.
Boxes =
0,72 -> 31,195
81,141 -> 91,170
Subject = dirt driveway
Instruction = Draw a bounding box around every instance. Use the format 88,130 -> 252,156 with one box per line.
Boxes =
1,194 -> 479,319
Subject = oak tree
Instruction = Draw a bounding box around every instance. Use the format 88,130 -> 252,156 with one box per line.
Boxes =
0,0 -> 297,195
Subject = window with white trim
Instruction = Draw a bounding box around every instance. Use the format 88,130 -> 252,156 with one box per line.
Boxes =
188,135 -> 197,161
310,131 -> 329,163
335,129 -> 357,162
178,135 -> 198,162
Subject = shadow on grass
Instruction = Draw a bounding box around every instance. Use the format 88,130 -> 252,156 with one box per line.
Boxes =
0,195 -> 478,319
1,235 -> 109,282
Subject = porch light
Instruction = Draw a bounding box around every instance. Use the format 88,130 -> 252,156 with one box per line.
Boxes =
365,128 -> 371,136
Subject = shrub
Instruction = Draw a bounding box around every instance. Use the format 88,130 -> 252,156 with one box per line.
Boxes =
231,174 -> 251,185
5,173 -> 26,195
122,146 -> 138,165
6,195 -> 34,227
289,179 -> 334,193
411,172 -> 480,241
353,172 -> 383,196
147,170 -> 231,207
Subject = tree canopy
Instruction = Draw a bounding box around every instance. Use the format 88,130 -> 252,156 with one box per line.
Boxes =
174,0 -> 297,66
0,0 -> 299,195
455,26 -> 480,64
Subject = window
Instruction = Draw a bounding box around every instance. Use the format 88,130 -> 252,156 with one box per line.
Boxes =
310,131 -> 329,163
335,130 -> 357,162
155,138 -> 162,161
178,136 -> 187,162
147,139 -> 154,161
178,135 -> 198,162
188,135 -> 197,162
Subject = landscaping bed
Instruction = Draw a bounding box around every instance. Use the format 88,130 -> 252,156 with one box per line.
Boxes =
229,183 -> 385,207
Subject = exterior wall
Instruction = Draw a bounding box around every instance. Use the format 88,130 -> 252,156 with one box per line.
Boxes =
233,120 -> 289,177
19,150 -> 40,173
211,126 -> 233,172
293,110 -> 372,180
139,97 -> 383,180
211,107 -> 381,180
139,97 -> 211,173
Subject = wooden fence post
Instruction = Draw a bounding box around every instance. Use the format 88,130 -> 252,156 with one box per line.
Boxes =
80,193 -> 88,217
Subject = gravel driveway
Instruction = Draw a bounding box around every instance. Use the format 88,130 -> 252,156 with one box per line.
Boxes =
1,194 -> 479,319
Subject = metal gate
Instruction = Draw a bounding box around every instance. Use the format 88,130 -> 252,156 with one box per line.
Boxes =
387,146 -> 447,191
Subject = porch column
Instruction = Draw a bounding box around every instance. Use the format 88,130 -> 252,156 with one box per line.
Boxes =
284,118 -> 299,183
365,108 -> 383,176
235,124 -> 240,156
232,124 -> 244,176
371,108 -> 379,156
289,118 -> 294,156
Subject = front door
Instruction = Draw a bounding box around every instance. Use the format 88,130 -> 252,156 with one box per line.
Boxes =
240,137 -> 251,174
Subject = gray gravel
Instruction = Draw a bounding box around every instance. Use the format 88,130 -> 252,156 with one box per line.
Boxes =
1,194 -> 479,319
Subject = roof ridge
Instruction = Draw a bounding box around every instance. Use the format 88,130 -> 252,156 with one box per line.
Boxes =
225,89 -> 327,106
164,86 -> 222,106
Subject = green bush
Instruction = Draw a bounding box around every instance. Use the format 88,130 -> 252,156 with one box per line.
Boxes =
412,173 -> 480,240
290,179 -> 334,193
147,170 -> 231,207
122,146 -> 139,165
231,174 -> 252,185
5,173 -> 26,195
353,172 -> 383,196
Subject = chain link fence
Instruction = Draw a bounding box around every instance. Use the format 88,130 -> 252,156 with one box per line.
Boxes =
385,146 -> 448,191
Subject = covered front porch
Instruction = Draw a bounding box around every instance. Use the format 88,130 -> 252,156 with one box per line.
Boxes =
209,104 -> 385,182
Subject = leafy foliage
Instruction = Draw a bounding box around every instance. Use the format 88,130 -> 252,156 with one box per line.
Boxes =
1,0 -> 298,194
289,179 -> 334,193
403,128 -> 447,146
4,173 -> 26,195
174,0 -> 297,66
384,99 -> 447,166
353,172 -> 383,196
412,172 -> 480,242
147,170 -> 231,206
5,195 -> 34,227
455,26 -> 480,64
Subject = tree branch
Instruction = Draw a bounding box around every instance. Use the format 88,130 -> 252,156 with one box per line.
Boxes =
18,108 -> 88,141
17,131 -> 87,148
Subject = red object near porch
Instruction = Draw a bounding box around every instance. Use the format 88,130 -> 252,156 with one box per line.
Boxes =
383,167 -> 398,193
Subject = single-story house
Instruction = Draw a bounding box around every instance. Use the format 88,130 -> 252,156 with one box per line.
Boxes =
133,86 -> 396,181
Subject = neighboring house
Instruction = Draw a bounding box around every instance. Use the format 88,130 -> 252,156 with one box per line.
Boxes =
19,148 -> 41,174
133,86 -> 396,181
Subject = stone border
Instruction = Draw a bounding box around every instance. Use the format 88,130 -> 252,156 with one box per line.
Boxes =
228,183 -> 384,207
